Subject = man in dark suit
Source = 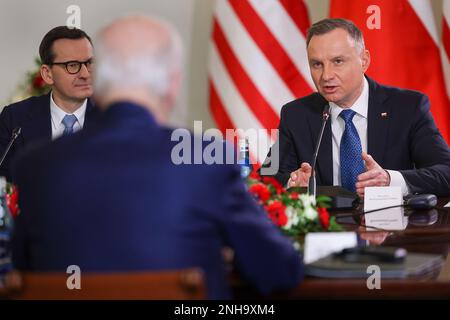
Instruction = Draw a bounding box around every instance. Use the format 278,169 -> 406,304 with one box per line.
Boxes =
263,18 -> 450,197
12,15 -> 302,299
0,26 -> 98,181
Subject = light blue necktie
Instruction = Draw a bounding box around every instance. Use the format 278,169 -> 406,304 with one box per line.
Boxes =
62,114 -> 78,135
340,109 -> 365,192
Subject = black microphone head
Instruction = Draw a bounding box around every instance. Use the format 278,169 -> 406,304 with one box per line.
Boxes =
0,127 -> 22,168
322,104 -> 331,120
406,194 -> 437,210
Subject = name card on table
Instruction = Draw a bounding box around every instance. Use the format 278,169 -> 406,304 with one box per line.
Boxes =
364,187 -> 405,230
304,232 -> 357,264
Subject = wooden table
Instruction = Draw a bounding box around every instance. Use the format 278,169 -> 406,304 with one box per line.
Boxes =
234,198 -> 450,299
2,199 -> 450,300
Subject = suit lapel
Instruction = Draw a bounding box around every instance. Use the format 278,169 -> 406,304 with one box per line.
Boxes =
307,77 -> 389,185
22,96 -> 98,144
308,97 -> 333,185
23,94 -> 52,144
84,98 -> 97,129
367,77 -> 389,164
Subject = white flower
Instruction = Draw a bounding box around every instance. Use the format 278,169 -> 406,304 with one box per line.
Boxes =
303,206 -> 318,220
283,206 -> 299,229
298,194 -> 316,208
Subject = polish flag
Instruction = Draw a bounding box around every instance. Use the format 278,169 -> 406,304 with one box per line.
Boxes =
330,0 -> 450,143
441,0 -> 450,107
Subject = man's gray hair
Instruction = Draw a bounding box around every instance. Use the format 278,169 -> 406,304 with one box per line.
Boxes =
94,16 -> 183,98
306,18 -> 365,52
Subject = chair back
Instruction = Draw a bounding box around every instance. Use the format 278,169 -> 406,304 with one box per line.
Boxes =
3,268 -> 206,300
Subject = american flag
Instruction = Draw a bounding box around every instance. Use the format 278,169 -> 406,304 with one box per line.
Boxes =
208,0 -> 314,163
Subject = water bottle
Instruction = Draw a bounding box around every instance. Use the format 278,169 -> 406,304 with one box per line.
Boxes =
238,137 -> 251,178
0,177 -> 13,278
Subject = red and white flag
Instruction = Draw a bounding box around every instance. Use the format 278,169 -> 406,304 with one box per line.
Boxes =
208,0 -> 314,163
442,0 -> 450,111
330,0 -> 450,143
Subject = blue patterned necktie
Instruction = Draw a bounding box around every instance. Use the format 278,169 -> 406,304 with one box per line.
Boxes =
340,109 -> 365,192
62,114 -> 78,135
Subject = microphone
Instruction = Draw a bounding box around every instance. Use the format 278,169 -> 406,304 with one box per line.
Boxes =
308,104 -> 331,197
338,194 -> 439,219
0,127 -> 22,168
405,194 -> 437,210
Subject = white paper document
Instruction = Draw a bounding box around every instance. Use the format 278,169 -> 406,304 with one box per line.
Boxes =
363,187 -> 406,230
304,232 -> 357,264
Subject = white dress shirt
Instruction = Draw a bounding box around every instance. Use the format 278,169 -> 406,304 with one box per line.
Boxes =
50,93 -> 87,139
329,78 -> 410,196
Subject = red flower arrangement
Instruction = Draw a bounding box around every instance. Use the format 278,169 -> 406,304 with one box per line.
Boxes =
26,58 -> 51,96
247,169 -> 342,236
266,201 -> 288,227
5,183 -> 19,218
10,57 -> 50,103
248,183 -> 271,202
32,73 -> 46,90
317,207 -> 330,229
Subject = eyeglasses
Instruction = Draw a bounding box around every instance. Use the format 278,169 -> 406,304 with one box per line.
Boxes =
50,59 -> 94,74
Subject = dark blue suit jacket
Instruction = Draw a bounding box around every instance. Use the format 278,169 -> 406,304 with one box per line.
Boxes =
264,77 -> 450,196
11,102 -> 303,299
0,94 -> 98,182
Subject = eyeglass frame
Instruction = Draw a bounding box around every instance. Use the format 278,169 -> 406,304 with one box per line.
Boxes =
50,58 -> 94,75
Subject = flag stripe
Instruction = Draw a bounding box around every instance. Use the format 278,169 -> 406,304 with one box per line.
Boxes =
209,0 -> 313,163
248,0 -> 315,90
279,0 -> 310,37
440,46 -> 450,101
410,0 -> 450,142
212,19 -> 280,130
228,0 -> 312,98
442,1 -> 450,100
215,0 -> 295,115
209,80 -> 235,135
408,0 -> 439,45
210,80 -> 259,164
209,44 -> 263,133
443,17 -> 450,62
210,45 -> 270,139
209,43 -> 272,162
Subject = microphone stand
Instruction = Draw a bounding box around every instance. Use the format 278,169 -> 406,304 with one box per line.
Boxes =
307,105 -> 330,197
0,127 -> 22,168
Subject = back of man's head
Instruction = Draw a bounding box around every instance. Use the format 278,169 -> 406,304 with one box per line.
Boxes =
94,15 -> 183,119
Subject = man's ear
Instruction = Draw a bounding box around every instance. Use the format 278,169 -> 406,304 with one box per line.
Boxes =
40,65 -> 54,86
361,49 -> 371,72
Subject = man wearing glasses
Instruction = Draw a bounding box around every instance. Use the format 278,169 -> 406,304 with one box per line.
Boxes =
0,26 -> 99,181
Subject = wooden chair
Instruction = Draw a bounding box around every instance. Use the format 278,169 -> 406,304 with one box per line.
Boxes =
3,268 -> 206,300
